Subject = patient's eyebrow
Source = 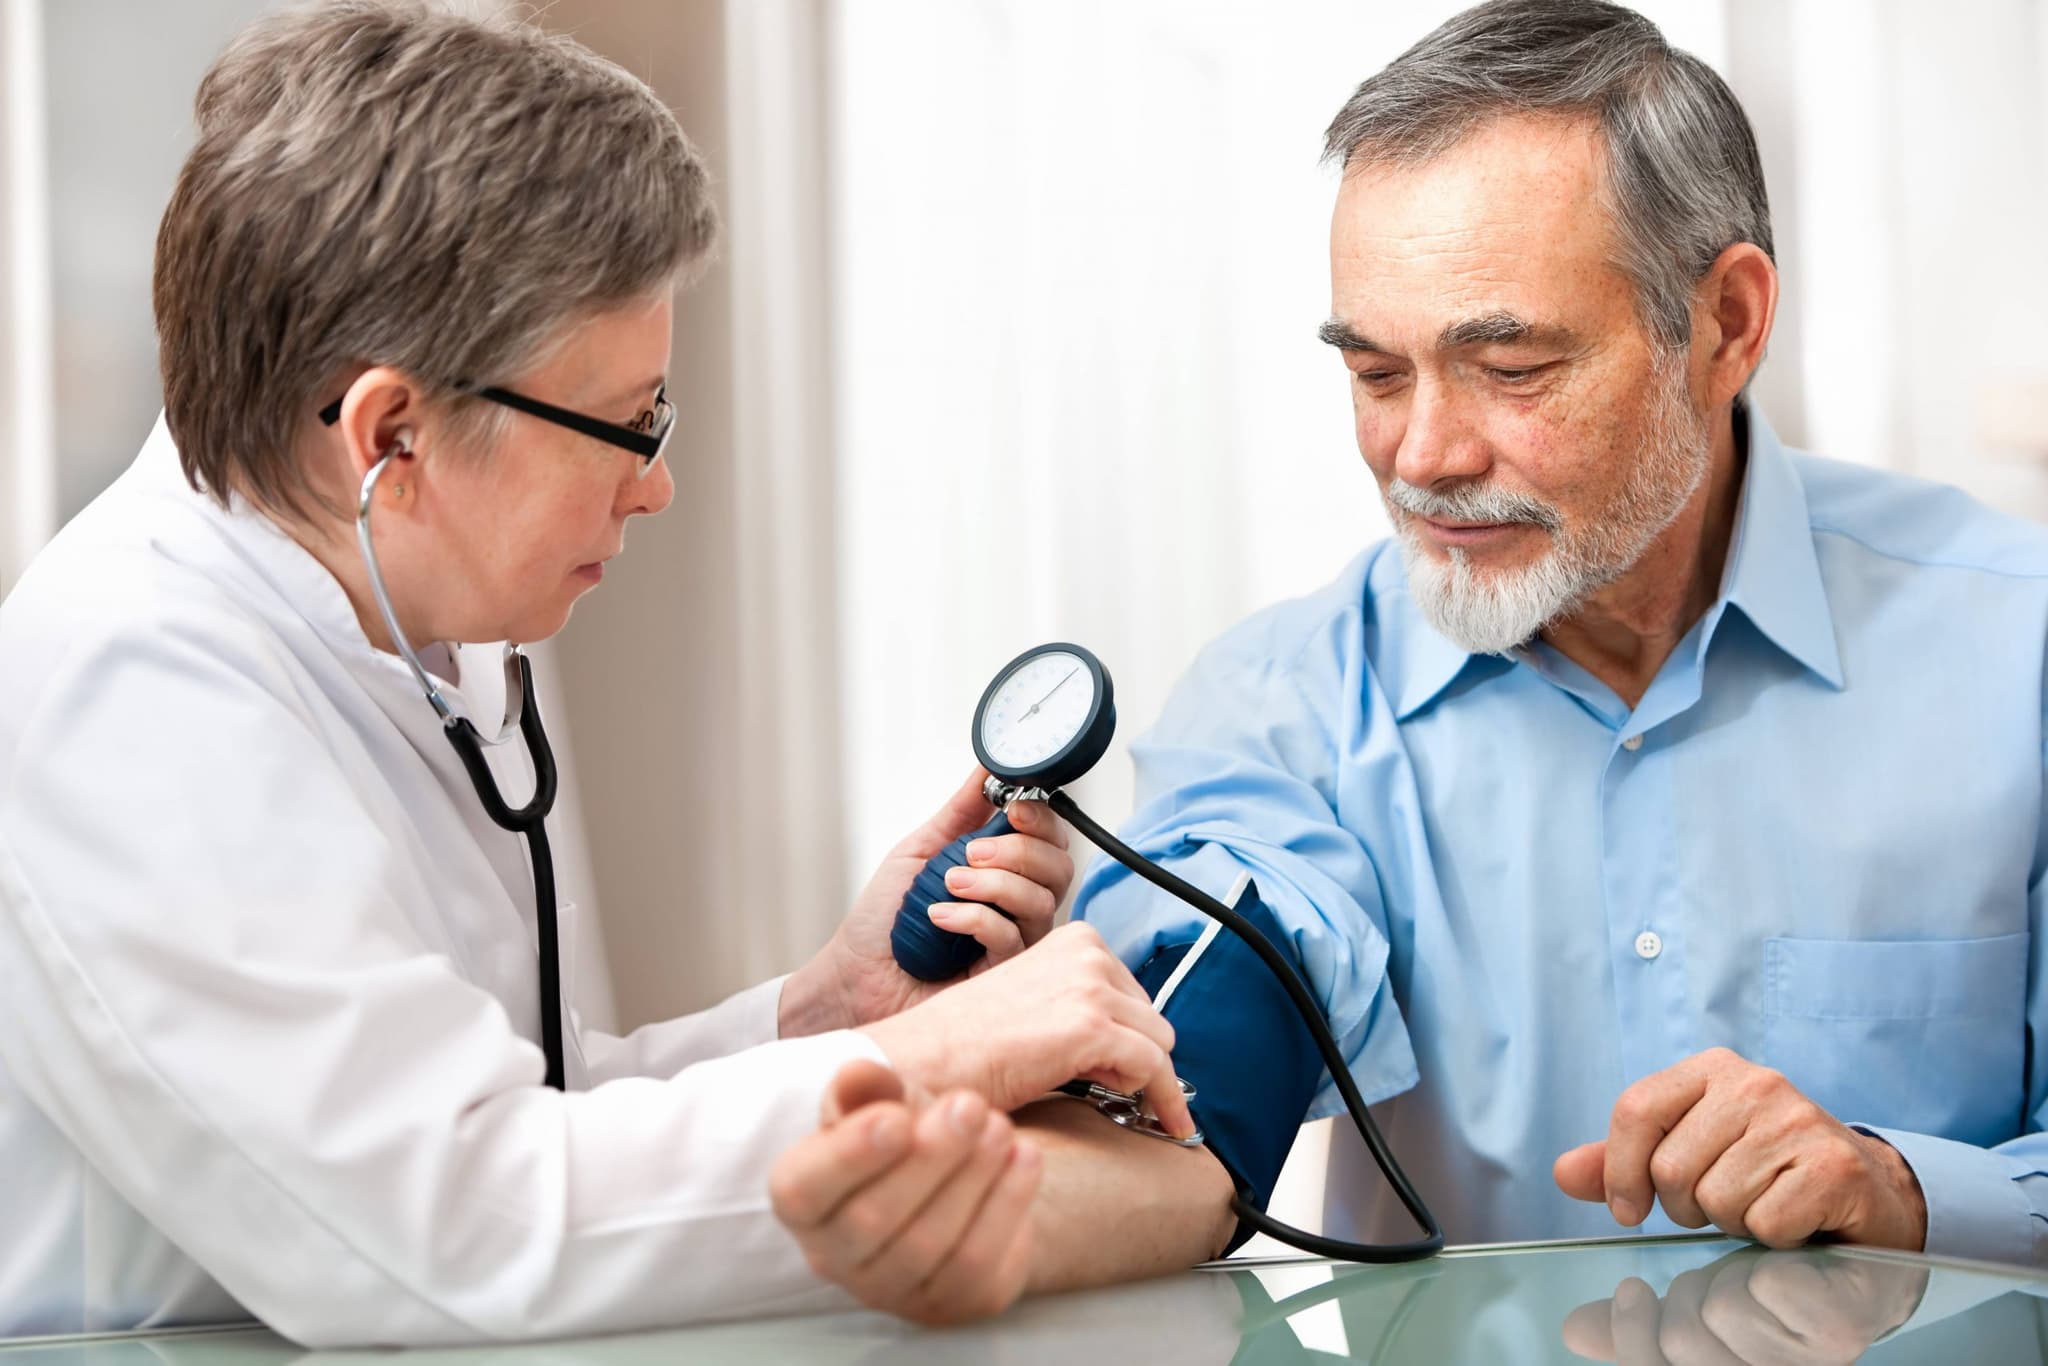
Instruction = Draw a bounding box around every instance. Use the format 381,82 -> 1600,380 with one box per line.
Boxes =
1318,319 -> 1381,351
1437,311 -> 1573,350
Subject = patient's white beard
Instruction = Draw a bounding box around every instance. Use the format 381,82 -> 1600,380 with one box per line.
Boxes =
1391,362 -> 1711,656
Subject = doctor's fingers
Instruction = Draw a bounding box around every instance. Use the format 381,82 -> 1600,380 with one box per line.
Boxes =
901,1141 -> 1042,1325
929,901 -> 1026,966
941,864 -> 1058,945
846,1109 -> 1018,1300
771,1100 -> 918,1232
1003,797 -> 1069,849
961,830 -> 1073,919
1072,1013 -> 1195,1140
801,1091 -> 997,1271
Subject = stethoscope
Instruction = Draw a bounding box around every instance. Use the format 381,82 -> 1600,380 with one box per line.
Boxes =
356,449 -> 569,1090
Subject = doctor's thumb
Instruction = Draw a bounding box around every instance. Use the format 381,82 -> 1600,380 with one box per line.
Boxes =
821,1059 -> 908,1126
1553,1140 -> 1608,1203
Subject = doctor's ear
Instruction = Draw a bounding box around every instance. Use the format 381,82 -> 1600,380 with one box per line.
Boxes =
326,366 -> 426,482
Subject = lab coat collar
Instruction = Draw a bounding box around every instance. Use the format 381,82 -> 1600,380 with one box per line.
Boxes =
133,413 -> 504,723
1390,401 -> 1843,721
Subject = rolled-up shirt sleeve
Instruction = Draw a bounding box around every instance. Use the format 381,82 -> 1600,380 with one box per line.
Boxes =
1074,627 -> 1419,1157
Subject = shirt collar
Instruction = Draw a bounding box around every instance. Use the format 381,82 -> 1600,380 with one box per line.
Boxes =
1391,402 -> 1842,720
1718,405 -> 1844,690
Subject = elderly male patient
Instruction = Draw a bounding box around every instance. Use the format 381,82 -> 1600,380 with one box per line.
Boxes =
771,0 -> 2047,1321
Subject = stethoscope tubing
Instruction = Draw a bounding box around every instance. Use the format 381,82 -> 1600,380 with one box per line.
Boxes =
356,451 -> 567,1089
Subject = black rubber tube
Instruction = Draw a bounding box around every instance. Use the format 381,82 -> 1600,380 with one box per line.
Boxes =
1049,790 -> 1442,1263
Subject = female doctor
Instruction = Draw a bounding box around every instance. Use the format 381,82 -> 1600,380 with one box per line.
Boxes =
0,0 -> 1187,1347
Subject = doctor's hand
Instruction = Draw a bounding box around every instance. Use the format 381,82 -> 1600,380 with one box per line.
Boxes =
783,768 -> 1074,1035
1553,1047 -> 1927,1252
771,1059 -> 1041,1325
860,921 -> 1196,1138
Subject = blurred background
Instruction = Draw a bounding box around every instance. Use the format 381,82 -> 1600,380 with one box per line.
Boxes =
4,0 -> 2047,1180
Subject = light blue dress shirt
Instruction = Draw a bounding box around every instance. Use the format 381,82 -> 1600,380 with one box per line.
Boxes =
1074,408 -> 2048,1263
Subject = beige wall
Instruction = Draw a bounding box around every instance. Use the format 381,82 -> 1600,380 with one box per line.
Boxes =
538,0 -> 848,1031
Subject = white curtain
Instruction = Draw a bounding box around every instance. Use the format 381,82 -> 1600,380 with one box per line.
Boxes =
1,0 -> 56,594
1728,0 -> 2048,501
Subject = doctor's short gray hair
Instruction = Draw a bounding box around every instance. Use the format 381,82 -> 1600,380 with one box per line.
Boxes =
1323,0 -> 1772,356
154,0 -> 717,520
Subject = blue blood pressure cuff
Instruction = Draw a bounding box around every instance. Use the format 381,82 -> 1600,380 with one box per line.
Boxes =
1129,875 -> 1328,1252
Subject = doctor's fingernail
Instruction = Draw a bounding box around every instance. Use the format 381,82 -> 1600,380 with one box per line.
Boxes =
1610,1197 -> 1640,1226
965,841 -> 991,865
945,867 -> 972,890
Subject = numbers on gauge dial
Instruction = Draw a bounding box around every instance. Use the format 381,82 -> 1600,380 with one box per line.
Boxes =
980,651 -> 1094,772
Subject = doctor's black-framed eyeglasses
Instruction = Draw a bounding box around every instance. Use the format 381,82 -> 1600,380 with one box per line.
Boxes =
318,382 -> 675,477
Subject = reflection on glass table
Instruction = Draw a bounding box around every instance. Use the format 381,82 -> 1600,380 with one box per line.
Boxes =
2,1234 -> 2042,1364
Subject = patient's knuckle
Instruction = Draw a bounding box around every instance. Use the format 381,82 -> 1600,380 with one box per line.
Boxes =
895,1229 -> 942,1272
768,1168 -> 819,1225
840,1200 -> 891,1251
1611,1090 -> 1653,1128
1647,1150 -> 1689,1192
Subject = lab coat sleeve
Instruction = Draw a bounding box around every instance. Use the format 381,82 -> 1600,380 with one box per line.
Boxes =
1073,622 -> 1420,1125
0,615 -> 883,1347
576,975 -> 788,1083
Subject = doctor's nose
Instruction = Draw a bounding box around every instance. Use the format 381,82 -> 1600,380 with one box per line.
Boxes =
1391,380 -> 1492,492
622,453 -> 676,519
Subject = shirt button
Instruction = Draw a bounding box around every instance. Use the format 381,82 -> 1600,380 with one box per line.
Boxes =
1621,733 -> 1644,751
1635,930 -> 1663,960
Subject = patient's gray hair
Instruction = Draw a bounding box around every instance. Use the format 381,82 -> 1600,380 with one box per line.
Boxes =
1323,0 -> 1771,355
155,0 -> 718,520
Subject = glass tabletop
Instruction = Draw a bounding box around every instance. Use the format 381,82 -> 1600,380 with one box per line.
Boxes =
4,1234 -> 2042,1363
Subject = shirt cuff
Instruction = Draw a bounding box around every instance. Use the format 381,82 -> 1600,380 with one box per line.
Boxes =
1855,1125 -> 2034,1265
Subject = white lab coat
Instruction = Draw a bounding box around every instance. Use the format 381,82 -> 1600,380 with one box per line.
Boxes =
0,417 -> 883,1346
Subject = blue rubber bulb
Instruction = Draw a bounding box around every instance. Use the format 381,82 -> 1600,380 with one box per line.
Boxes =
890,810 -> 1016,982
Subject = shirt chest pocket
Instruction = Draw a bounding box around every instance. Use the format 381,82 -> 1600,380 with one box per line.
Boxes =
1759,934 -> 2029,1146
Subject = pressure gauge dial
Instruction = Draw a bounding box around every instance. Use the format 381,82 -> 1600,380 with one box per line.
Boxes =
971,643 -> 1115,791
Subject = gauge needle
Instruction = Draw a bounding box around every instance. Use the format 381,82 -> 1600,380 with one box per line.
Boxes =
1021,668 -> 1080,722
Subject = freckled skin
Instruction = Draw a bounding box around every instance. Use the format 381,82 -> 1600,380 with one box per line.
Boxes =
1329,114 -> 1771,704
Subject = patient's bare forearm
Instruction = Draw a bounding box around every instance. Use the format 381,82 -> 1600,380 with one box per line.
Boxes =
1015,1096 -> 1239,1296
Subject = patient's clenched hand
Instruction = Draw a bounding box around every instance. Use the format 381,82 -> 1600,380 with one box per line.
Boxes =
1554,1047 -> 1927,1251
771,1060 -> 1042,1325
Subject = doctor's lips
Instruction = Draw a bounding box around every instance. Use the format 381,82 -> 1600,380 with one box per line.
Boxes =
572,554 -> 617,584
